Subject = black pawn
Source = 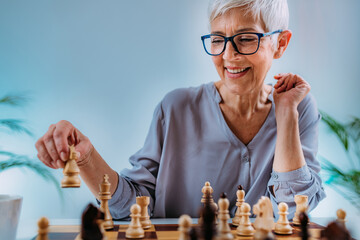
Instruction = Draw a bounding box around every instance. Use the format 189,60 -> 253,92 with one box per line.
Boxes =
299,212 -> 309,240
81,203 -> 104,240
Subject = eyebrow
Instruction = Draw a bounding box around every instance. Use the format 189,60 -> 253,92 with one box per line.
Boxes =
211,27 -> 257,35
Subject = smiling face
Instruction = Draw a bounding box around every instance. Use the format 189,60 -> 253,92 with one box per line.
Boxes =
211,7 -> 276,96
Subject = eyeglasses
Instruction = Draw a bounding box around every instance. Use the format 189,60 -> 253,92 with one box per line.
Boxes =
201,29 -> 282,56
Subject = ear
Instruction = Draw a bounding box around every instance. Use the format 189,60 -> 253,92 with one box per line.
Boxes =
273,30 -> 292,59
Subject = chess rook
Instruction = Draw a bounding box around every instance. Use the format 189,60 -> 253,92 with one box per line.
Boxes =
136,196 -> 152,229
232,185 -> 245,226
61,145 -> 81,188
98,174 -> 114,230
293,195 -> 308,226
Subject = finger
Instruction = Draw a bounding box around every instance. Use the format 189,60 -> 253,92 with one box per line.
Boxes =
276,75 -> 291,93
286,75 -> 297,91
43,125 -> 61,163
35,140 -> 57,169
274,77 -> 285,88
73,130 -> 92,158
53,120 -> 74,161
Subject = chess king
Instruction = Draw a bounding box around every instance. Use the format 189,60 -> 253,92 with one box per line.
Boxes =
35,0 -> 326,219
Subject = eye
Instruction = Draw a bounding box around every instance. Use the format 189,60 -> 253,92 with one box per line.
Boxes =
211,37 -> 225,44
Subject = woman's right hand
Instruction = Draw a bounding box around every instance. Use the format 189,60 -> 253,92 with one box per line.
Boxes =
35,120 -> 92,169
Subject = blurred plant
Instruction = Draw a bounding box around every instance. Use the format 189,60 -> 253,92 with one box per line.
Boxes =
319,110 -> 360,210
0,94 -> 62,198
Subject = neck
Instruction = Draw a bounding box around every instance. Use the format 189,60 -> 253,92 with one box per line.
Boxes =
215,81 -> 271,119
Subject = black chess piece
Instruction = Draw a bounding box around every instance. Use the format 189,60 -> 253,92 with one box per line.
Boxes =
200,194 -> 217,240
299,212 -> 309,240
320,221 -> 351,240
81,203 -> 105,240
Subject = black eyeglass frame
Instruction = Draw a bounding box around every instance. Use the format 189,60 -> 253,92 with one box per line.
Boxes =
201,29 -> 283,56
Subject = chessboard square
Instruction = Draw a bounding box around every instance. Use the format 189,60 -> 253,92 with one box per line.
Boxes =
49,225 -> 80,232
154,224 -> 178,231
117,231 -> 157,239
145,225 -> 156,231
118,224 -> 128,231
32,232 -> 78,240
103,231 -> 119,240
156,230 -> 179,240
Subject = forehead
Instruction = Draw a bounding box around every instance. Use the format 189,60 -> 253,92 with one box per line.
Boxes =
210,7 -> 265,34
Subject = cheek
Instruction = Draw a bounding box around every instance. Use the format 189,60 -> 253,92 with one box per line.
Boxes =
212,56 -> 223,70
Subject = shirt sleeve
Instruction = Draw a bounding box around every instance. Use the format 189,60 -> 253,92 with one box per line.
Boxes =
267,94 -> 326,219
107,102 -> 165,220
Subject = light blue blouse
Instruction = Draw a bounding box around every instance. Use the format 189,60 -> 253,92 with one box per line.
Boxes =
108,82 -> 326,219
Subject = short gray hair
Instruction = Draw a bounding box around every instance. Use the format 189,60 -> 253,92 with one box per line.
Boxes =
208,0 -> 289,32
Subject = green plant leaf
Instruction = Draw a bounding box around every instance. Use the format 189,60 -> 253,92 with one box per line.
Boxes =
0,155 -> 63,200
0,95 -> 29,106
320,110 -> 349,151
0,119 -> 33,137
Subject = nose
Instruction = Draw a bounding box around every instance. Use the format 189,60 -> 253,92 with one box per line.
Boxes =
222,40 -> 239,60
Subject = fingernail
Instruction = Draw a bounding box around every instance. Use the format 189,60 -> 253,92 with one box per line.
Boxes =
60,152 -> 67,161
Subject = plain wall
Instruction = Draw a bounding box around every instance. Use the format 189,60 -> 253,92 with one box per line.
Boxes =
1,0 -> 359,237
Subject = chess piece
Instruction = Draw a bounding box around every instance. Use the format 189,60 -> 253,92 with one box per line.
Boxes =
126,204 -> 145,239
299,212 -> 309,240
253,196 -> 275,240
200,194 -> 217,240
232,185 -> 245,226
216,193 -> 234,240
199,181 -> 216,225
320,221 -> 351,240
236,203 -> 254,236
36,217 -> 49,240
98,174 -> 114,230
293,195 -> 308,225
79,203 -> 105,240
336,208 -> 346,229
61,145 -> 81,188
136,196 -> 152,229
178,214 -> 192,240
274,202 -> 292,235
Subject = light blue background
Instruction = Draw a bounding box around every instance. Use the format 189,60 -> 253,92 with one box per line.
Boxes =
1,0 -> 359,237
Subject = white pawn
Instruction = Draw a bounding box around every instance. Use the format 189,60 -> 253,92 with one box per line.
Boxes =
232,185 -> 245,226
126,204 -> 145,239
178,214 -> 192,240
36,217 -> 49,240
236,203 -> 254,236
293,195 -> 308,225
274,202 -> 293,235
216,193 -> 234,240
336,209 -> 347,229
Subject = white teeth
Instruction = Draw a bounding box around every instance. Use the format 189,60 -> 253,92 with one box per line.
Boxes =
227,68 -> 248,74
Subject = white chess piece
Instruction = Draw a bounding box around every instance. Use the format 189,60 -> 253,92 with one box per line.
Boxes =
178,214 -> 192,240
293,195 -> 308,225
232,185 -> 245,226
274,202 -> 293,235
336,209 -> 347,229
136,196 -> 152,229
125,204 -> 145,239
236,203 -> 254,236
216,193 -> 234,240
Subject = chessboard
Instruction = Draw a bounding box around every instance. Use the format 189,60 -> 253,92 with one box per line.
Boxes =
32,222 -> 325,240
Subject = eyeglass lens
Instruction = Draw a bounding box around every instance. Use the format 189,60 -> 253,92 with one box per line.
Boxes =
203,33 -> 259,55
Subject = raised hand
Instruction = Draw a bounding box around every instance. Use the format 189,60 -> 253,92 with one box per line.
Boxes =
35,120 -> 92,169
273,73 -> 311,111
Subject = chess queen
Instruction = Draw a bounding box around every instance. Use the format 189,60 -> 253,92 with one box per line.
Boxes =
35,0 -> 326,220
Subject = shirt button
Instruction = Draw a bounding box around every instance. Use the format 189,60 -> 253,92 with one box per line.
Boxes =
273,174 -> 278,180
243,156 -> 249,162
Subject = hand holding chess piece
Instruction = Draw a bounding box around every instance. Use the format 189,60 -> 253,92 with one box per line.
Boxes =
61,144 -> 81,188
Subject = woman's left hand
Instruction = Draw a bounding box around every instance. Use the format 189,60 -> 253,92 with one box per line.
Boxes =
273,73 -> 311,110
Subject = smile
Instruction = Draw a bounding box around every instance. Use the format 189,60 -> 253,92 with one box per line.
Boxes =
226,67 -> 249,74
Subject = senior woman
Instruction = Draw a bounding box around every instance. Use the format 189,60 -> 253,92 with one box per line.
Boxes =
35,0 -> 325,219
